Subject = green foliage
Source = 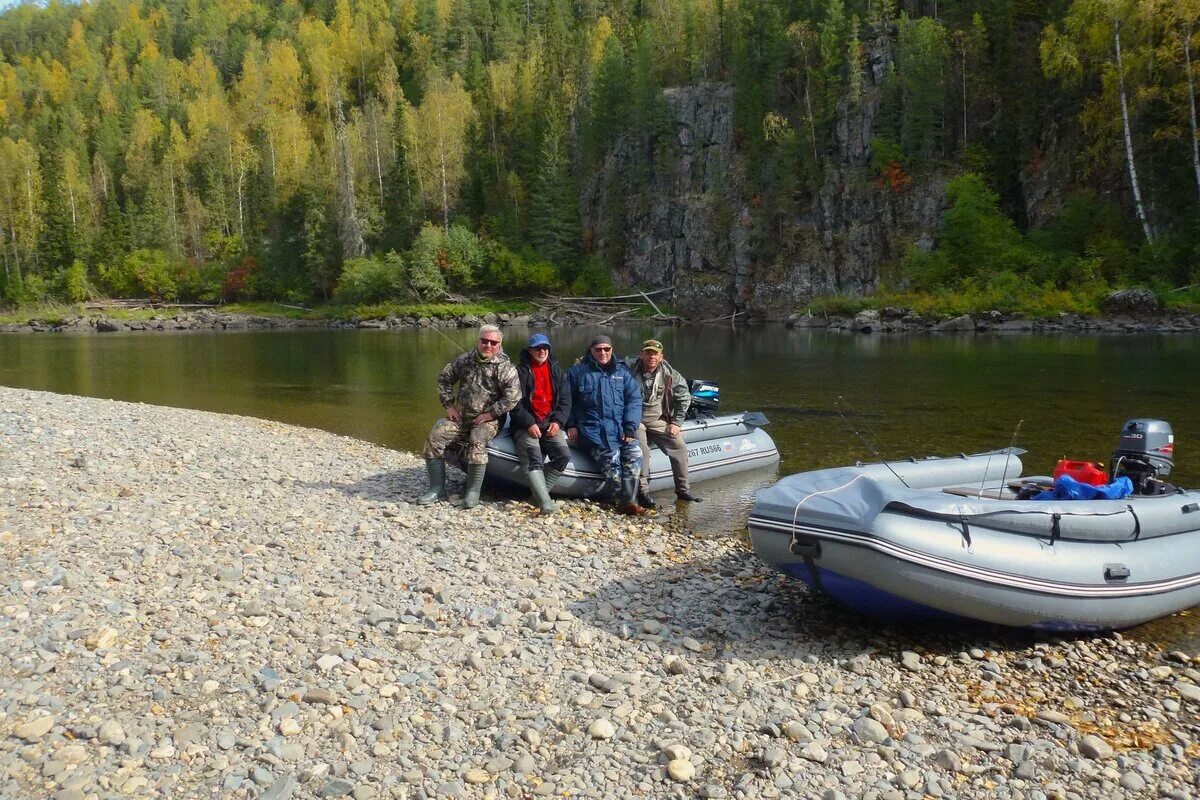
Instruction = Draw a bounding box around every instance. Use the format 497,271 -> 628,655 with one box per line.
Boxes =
333,254 -> 406,305
561,256 -> 616,296
61,260 -> 90,303
869,136 -> 906,173
98,250 -> 179,301
904,173 -> 1042,290
408,224 -> 488,298
803,280 -> 1114,319
895,15 -> 951,160
482,245 -> 561,294
803,294 -> 871,316
408,226 -> 451,300
0,0 -> 1198,316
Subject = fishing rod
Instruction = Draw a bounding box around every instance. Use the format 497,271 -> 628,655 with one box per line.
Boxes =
431,324 -> 469,353
977,418 -> 1024,499
833,396 -> 911,488
998,419 -> 1024,495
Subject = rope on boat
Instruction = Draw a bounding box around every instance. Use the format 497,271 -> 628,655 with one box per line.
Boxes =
787,474 -> 872,595
893,502 -> 1140,542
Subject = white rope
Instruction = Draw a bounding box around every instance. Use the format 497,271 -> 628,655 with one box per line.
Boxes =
788,473 -> 871,551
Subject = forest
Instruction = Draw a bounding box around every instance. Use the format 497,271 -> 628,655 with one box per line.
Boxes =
0,0 -> 1198,315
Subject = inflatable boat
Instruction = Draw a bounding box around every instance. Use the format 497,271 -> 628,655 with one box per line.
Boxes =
749,421 -> 1200,630
484,411 -> 778,497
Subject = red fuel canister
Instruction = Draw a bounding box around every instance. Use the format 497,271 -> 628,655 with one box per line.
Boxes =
1052,459 -> 1108,486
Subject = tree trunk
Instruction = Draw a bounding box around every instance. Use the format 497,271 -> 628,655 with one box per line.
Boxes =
961,38 -> 968,147
66,173 -> 77,235
799,41 -> 819,165
435,102 -> 450,232
332,83 -> 367,258
9,216 -> 22,284
167,162 -> 181,253
1114,21 -> 1153,243
371,104 -> 385,203
1184,26 -> 1200,202
22,159 -> 38,268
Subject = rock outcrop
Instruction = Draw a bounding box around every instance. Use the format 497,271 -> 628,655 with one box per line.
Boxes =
581,33 -> 952,320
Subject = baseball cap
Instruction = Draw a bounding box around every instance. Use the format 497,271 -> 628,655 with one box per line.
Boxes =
526,333 -> 551,349
641,339 -> 664,353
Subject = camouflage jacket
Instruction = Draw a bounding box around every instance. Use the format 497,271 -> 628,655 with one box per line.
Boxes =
437,350 -> 521,420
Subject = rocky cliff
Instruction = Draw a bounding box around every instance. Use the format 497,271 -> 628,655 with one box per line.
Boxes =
581,36 -> 955,320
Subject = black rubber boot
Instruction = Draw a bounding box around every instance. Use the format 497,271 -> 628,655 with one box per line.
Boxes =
676,490 -> 703,503
636,490 -> 657,509
586,476 -> 619,504
462,463 -> 487,509
416,458 -> 447,505
617,475 -> 647,515
527,470 -> 557,514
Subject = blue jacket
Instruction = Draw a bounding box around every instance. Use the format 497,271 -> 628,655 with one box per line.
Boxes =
567,352 -> 642,451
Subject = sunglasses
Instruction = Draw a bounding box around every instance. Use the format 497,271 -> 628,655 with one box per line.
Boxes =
592,346 -> 612,352
530,344 -> 550,351
479,338 -> 502,346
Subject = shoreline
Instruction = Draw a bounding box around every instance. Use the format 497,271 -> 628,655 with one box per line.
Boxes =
3,307 -> 1200,335
2,387 -> 1198,798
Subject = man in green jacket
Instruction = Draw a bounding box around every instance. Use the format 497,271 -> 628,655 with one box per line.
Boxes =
627,339 -> 701,507
418,324 -> 521,509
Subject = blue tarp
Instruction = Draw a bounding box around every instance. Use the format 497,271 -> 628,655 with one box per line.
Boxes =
1032,474 -> 1133,501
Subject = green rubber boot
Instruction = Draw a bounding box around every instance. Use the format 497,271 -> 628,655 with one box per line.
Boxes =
416,458 -> 447,505
462,463 -> 487,509
527,470 -> 557,514
543,467 -> 565,493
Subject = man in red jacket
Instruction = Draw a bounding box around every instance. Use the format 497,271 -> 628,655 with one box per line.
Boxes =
511,333 -> 572,514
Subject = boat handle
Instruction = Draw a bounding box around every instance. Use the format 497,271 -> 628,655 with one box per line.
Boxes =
1103,564 -> 1130,582
789,539 -> 821,559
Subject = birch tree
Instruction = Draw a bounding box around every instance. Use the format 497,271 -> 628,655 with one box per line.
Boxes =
1042,0 -> 1154,242
409,72 -> 474,231
1144,0 -> 1200,201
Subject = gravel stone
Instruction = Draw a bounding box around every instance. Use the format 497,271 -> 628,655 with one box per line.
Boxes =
587,719 -> 615,739
667,758 -> 696,782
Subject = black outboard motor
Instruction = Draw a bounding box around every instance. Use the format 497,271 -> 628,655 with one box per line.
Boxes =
686,380 -> 720,420
1111,418 -> 1175,495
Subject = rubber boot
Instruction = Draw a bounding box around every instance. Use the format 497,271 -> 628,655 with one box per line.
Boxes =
527,470 -> 557,514
416,458 -> 447,505
543,467 -> 565,493
618,474 -> 647,516
585,475 -> 619,504
462,463 -> 487,509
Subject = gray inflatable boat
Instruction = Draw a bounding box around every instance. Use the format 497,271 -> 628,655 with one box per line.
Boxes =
483,412 -> 779,497
749,436 -> 1200,630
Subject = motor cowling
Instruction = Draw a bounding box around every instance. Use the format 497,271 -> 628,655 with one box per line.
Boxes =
1111,418 -> 1175,494
686,380 -> 719,419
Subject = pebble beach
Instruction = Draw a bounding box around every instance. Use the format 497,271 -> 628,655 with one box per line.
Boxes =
2,386 -> 1199,800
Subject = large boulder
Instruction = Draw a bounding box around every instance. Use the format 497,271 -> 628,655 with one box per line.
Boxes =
935,314 -> 975,332
1101,288 -> 1159,316
854,309 -> 881,332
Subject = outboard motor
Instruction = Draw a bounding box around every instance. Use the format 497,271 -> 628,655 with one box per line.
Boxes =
686,380 -> 720,420
1111,418 -> 1175,495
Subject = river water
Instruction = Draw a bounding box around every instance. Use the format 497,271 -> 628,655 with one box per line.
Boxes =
3,326 -> 1199,646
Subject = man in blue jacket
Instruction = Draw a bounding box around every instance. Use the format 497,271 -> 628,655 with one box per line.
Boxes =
566,335 -> 648,516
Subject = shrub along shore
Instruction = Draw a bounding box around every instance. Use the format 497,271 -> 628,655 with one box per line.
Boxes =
4,287 -> 1200,335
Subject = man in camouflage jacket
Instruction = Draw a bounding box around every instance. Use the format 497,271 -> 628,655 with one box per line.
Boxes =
418,324 -> 521,509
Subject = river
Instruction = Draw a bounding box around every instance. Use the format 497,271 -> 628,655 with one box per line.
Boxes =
3,326 -> 1199,646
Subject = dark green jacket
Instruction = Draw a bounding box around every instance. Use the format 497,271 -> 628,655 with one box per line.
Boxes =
624,355 -> 691,425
